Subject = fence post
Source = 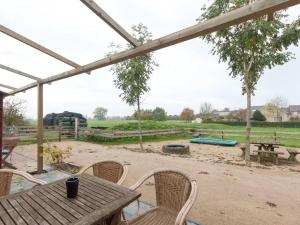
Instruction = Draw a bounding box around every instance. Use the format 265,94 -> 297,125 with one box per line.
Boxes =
75,118 -> 79,139
58,124 -> 62,142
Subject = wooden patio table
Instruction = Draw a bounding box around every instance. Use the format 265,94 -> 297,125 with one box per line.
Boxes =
0,173 -> 140,225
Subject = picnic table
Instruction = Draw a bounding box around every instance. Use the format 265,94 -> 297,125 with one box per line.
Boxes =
251,141 -> 283,165
251,140 -> 282,151
0,173 -> 140,225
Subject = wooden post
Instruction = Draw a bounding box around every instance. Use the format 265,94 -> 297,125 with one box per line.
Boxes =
74,118 -> 79,139
0,93 -> 3,168
58,123 -> 62,142
37,84 -> 44,173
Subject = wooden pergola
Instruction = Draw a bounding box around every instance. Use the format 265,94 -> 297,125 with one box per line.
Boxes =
0,0 -> 299,173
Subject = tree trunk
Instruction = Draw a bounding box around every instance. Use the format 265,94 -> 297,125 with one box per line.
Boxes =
137,98 -> 144,152
245,76 -> 252,165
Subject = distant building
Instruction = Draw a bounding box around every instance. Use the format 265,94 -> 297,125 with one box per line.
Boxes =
288,105 -> 300,117
251,106 -> 263,112
212,109 -> 231,117
259,107 -> 289,122
251,105 -> 300,122
192,118 -> 203,124
207,104 -> 300,122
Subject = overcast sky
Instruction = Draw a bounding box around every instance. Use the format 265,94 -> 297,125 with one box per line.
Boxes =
0,0 -> 299,119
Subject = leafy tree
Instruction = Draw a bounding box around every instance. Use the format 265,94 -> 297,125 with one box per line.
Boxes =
198,1 -> 300,163
180,108 -> 194,122
109,23 -> 158,151
252,110 -> 266,121
199,102 -> 214,120
93,107 -> 108,120
151,107 -> 167,121
4,97 -> 26,126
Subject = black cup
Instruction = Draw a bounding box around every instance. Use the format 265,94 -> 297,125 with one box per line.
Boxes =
66,177 -> 79,198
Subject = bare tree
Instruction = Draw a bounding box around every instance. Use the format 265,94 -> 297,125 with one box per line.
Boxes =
199,102 -> 213,120
228,109 -> 247,122
265,96 -> 288,121
4,97 -> 26,126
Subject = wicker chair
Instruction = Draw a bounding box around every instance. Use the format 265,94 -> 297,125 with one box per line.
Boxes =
2,137 -> 19,166
0,169 -> 47,197
119,169 -> 198,225
77,161 -> 128,185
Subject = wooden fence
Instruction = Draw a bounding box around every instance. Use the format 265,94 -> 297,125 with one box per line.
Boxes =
189,129 -> 300,141
78,128 -> 186,139
3,126 -> 300,143
78,128 -> 300,142
3,126 -> 75,142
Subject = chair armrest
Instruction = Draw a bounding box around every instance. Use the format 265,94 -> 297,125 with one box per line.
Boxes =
117,165 -> 128,185
76,164 -> 93,175
175,180 -> 198,225
0,169 -> 47,185
130,171 -> 154,190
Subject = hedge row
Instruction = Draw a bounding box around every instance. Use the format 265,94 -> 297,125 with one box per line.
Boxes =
203,121 -> 300,128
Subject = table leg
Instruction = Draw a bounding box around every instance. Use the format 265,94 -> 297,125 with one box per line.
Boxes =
288,153 -> 296,161
110,211 -> 122,225
274,155 -> 278,165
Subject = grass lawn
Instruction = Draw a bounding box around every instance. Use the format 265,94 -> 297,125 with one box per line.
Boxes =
24,119 -> 300,147
86,120 -> 300,147
88,119 -> 131,128
80,133 -> 193,145
88,119 -> 300,132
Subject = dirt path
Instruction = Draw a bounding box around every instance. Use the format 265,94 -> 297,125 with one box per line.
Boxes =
12,140 -> 300,225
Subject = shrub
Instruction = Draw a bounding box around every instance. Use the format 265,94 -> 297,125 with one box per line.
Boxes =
252,110 -> 266,121
42,143 -> 72,164
151,107 -> 167,121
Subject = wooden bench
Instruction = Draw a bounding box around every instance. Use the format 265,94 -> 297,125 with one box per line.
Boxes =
287,149 -> 300,162
253,150 -> 284,165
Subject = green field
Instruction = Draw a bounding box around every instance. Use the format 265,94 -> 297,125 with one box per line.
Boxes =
88,119 -> 300,132
25,119 -> 300,147
86,120 -> 300,147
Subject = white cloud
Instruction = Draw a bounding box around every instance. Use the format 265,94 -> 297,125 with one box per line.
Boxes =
0,0 -> 299,118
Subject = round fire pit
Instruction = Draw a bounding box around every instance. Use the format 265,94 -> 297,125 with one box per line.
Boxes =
162,144 -> 190,155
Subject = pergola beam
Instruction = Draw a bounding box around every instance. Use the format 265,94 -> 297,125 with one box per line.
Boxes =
36,84 -> 44,173
0,24 -> 90,74
0,64 -> 41,81
80,0 -> 140,47
9,0 -> 300,95
0,83 -> 17,91
0,92 -> 3,168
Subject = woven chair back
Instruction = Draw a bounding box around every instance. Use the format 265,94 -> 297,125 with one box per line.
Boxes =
92,161 -> 124,184
0,172 -> 12,197
154,171 -> 192,213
